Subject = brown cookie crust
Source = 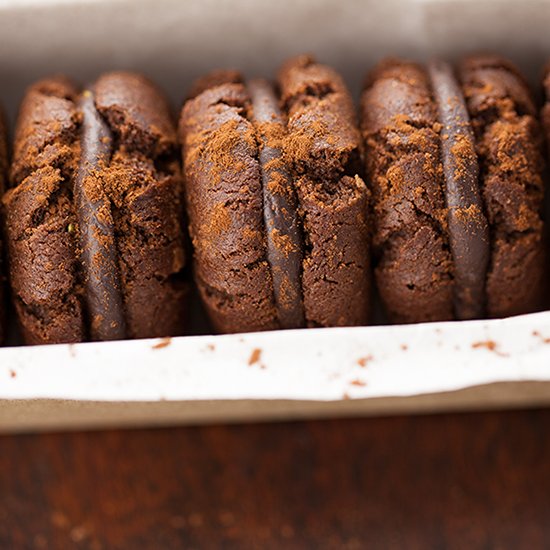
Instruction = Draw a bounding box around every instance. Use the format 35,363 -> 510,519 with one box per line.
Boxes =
278,55 -> 362,181
3,77 -> 84,344
94,72 -> 176,157
459,55 -> 545,318
297,174 -> 369,327
361,60 -> 453,323
179,81 -> 278,333
279,55 -> 370,327
10,77 -> 81,185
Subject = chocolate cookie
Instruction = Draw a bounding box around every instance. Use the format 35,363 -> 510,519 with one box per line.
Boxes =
361,55 -> 545,323
179,55 -> 370,333
0,110 -> 7,343
3,72 -> 187,344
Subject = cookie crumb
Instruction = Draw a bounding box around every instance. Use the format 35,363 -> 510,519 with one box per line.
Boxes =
248,348 -> 262,366
9,370 -> 16,379
472,340 -> 496,351
400,344 -> 408,351
472,340 -> 508,357
153,337 -> 172,350
357,355 -> 373,367
532,330 -> 550,343
349,379 -> 366,387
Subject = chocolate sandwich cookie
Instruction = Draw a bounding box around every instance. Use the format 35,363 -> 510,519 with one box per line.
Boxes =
0,110 -> 7,343
3,73 -> 187,344
541,63 -> 550,142
361,55 -> 545,323
179,55 -> 370,333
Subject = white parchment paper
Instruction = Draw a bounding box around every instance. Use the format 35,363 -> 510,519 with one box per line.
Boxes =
1,312 -> 550,402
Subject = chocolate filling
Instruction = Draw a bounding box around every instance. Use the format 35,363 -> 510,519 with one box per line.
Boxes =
428,60 -> 490,320
247,79 -> 305,329
75,89 -> 127,340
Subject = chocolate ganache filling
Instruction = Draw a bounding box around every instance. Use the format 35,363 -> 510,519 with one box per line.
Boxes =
248,79 -> 305,329
428,60 -> 490,320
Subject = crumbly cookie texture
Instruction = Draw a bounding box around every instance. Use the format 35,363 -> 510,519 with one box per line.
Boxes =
361,59 -> 453,323
460,55 -> 545,318
279,55 -> 370,328
180,79 -> 278,334
180,55 -> 371,333
361,55 -> 545,323
3,73 -> 186,344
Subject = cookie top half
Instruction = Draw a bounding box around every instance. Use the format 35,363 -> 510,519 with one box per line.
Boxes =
3,72 -> 187,344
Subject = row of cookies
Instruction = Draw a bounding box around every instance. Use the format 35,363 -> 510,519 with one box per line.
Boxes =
0,53 -> 546,344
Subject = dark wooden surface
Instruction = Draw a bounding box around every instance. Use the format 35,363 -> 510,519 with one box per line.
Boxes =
1,409 -> 550,549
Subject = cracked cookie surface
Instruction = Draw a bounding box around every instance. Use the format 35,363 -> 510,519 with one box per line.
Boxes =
361,55 -> 545,323
361,60 -> 453,323
3,73 -> 187,344
179,56 -> 371,333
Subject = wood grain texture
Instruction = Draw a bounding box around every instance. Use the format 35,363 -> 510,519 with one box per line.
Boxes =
1,409 -> 550,549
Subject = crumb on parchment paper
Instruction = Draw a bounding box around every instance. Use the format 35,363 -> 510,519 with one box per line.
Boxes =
471,340 -> 509,357
248,348 -> 262,366
357,355 -> 373,367
152,337 -> 172,350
